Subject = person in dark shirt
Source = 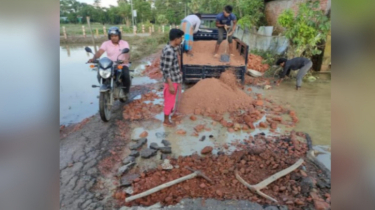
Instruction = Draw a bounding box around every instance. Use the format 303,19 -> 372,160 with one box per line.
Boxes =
213,5 -> 237,58
276,57 -> 313,90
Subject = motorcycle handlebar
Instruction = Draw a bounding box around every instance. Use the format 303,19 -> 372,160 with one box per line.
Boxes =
86,60 -> 99,64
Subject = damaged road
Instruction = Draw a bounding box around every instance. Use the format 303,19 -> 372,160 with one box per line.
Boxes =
60,85 -> 155,210
60,66 -> 331,210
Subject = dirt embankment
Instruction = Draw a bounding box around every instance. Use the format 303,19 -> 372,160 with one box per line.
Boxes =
60,36 -> 108,45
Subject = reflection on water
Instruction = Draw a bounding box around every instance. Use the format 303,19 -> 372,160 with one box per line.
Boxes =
60,45 -> 99,125
60,45 -> 157,125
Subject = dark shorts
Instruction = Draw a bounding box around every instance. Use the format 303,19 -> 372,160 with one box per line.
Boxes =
217,27 -> 233,45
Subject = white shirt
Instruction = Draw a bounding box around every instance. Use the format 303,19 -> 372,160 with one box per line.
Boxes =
183,15 -> 201,33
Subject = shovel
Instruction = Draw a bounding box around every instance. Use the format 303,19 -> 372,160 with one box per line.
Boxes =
220,27 -> 230,63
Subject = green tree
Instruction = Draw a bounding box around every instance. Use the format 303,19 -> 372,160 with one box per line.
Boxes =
154,0 -> 185,24
278,1 -> 330,57
188,0 -> 200,13
60,0 -> 71,16
134,0 -> 152,23
78,3 -> 97,23
236,0 -> 265,29
117,1 -> 132,24
156,14 -> 168,25
67,13 -> 77,24
60,0 -> 266,27
94,7 -> 106,24
107,6 -> 121,24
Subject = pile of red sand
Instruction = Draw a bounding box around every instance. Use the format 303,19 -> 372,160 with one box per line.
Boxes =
142,57 -> 163,80
219,70 -> 238,90
179,71 -> 253,114
183,40 -> 245,66
247,54 -> 270,72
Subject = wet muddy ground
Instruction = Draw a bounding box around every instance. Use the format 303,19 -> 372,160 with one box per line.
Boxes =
60,47 -> 331,210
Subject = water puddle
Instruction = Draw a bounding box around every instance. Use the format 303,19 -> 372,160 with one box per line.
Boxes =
60,45 -> 157,125
132,76 -> 157,86
130,102 -> 285,157
130,79 -> 330,160
60,45 -> 100,125
131,61 -> 151,76
313,145 -> 331,171
259,80 -> 331,146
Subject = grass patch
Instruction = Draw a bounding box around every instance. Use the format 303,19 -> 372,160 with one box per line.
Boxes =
131,34 -> 168,61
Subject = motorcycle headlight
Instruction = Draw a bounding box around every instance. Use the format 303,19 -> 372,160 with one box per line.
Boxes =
99,69 -> 111,79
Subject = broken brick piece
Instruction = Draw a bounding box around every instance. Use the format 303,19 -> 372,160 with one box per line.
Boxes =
259,122 -> 268,128
176,129 -> 187,135
139,131 -> 148,138
190,115 -> 197,121
201,146 -> 213,154
255,100 -> 264,106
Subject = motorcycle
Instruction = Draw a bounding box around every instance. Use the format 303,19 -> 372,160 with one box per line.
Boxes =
85,46 -> 132,122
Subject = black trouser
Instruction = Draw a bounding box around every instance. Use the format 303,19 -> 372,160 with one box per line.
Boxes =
97,66 -> 131,94
121,66 -> 131,94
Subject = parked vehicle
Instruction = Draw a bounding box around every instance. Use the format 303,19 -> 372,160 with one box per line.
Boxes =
181,14 -> 249,84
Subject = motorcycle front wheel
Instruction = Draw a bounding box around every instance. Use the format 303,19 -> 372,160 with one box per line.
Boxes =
99,91 -> 111,122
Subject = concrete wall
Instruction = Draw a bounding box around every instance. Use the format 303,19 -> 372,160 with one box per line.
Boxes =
321,30 -> 331,71
265,0 -> 330,34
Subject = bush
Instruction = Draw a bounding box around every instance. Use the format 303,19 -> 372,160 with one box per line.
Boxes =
136,22 -> 153,32
277,1 -> 330,57
156,14 -> 168,25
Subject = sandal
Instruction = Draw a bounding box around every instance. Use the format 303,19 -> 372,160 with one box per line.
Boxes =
163,122 -> 176,127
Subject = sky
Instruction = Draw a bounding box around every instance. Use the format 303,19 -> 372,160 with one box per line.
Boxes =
77,0 -> 118,8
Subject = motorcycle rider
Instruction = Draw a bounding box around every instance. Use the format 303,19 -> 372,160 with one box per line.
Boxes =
88,27 -> 131,100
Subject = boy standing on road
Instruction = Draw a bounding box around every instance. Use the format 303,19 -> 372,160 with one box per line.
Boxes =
160,29 -> 184,126
214,5 -> 237,58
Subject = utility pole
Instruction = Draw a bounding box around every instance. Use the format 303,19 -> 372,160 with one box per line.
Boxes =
86,16 -> 97,53
131,0 -> 134,27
